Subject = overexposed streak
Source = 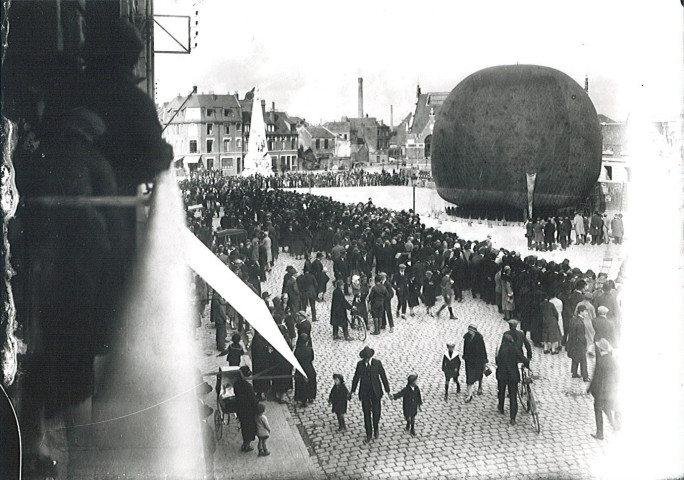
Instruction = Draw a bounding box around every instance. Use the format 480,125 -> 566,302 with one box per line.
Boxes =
593,105 -> 684,479
182,227 -> 307,377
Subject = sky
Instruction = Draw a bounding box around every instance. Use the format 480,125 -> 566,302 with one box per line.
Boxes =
155,0 -> 682,125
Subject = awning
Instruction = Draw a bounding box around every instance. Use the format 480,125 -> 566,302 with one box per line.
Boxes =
184,155 -> 202,164
173,156 -> 185,167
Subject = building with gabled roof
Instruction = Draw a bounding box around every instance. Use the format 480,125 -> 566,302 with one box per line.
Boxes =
405,85 -> 450,161
298,125 -> 337,169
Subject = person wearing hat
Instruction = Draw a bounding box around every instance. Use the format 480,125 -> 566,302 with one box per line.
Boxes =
392,264 -> 410,319
210,290 -> 228,351
436,268 -> 457,319
294,333 -> 317,408
463,325 -> 489,402
380,272 -> 395,332
368,275 -> 389,335
496,333 -> 529,425
593,306 -> 616,346
349,346 -> 391,443
331,280 -> 353,340
610,213 -> 624,244
283,267 -> 302,313
566,305 -> 590,382
392,374 -> 423,436
587,338 -> 620,440
501,266 -> 515,320
442,343 -> 461,400
502,320 -> 532,361
421,270 -> 438,316
295,311 -> 313,348
234,366 -> 258,452
328,374 -> 349,432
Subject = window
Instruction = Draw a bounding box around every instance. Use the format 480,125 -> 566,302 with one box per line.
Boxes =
206,109 -> 214,117
315,139 -> 320,149
189,140 -> 198,153
268,140 -> 273,150
236,123 -> 242,130
221,157 -> 233,168
344,134 -> 348,140
223,139 -> 231,151
223,109 -> 230,116
324,139 -> 329,149
206,123 -> 213,135
225,124 -> 230,135
291,138 -> 296,149
236,138 -> 242,148
206,139 -> 214,153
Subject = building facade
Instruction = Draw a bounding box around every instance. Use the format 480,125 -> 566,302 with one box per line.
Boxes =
404,86 -> 449,161
298,125 -> 337,169
160,91 -> 302,174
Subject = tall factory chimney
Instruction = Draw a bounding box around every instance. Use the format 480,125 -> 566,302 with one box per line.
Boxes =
358,77 -> 364,118
584,74 -> 589,93
390,105 -> 394,129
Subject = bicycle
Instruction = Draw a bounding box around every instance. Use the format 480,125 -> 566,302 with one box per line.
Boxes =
347,313 -> 368,341
517,365 -> 540,433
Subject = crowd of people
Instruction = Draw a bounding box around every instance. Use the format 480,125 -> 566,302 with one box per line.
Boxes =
267,169 -> 410,188
181,171 -> 621,454
524,212 -> 625,251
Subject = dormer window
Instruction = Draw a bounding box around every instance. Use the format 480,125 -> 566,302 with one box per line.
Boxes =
224,109 -> 230,116
207,109 -> 214,117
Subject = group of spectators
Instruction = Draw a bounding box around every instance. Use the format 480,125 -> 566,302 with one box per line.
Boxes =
180,171 -> 621,449
525,211 -> 625,251
270,169 -> 409,188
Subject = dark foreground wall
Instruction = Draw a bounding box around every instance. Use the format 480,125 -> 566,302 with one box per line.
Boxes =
432,65 -> 602,216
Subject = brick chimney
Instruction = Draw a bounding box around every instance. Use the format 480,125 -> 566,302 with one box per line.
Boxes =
261,99 -> 266,116
270,101 -> 275,123
358,77 -> 363,118
390,105 -> 393,129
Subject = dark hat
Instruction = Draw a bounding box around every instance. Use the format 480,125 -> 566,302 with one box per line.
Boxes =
467,324 -> 478,332
297,310 -> 307,319
231,333 -> 242,343
446,342 -> 455,348
239,366 -> 252,377
407,374 -> 418,384
359,346 -> 375,359
332,373 -> 345,383
286,265 -> 297,273
316,252 -> 324,258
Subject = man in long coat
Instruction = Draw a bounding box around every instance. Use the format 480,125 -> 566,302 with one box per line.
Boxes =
297,267 -> 319,322
331,280 -> 352,340
349,346 -> 391,443
368,275 -> 388,335
573,212 -> 586,244
211,292 -> 228,351
587,339 -> 619,440
566,308 -> 589,381
250,331 -> 272,400
234,366 -> 258,452
496,333 -> 529,425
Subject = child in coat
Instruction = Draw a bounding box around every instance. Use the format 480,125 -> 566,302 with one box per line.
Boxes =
442,342 -> 461,400
328,373 -> 349,431
255,402 -> 271,457
226,333 -> 244,366
392,374 -> 423,436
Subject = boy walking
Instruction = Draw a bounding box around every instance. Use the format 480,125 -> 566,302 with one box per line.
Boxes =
442,343 -> 461,400
255,403 -> 271,457
328,373 -> 349,431
392,374 -> 423,436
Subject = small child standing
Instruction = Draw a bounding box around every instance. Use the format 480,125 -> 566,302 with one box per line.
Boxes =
328,373 -> 349,431
392,374 -> 423,436
255,402 -> 271,457
442,342 -> 461,400
226,333 -> 244,366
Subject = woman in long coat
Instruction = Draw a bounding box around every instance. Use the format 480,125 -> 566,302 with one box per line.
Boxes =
407,275 -> 421,316
250,331 -> 272,399
566,312 -> 588,380
541,296 -> 562,354
271,324 -> 293,403
462,325 -> 488,402
331,280 -> 352,339
294,333 -> 317,407
421,271 -> 437,315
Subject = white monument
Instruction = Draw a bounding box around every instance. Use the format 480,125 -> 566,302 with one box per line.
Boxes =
241,87 -> 274,176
